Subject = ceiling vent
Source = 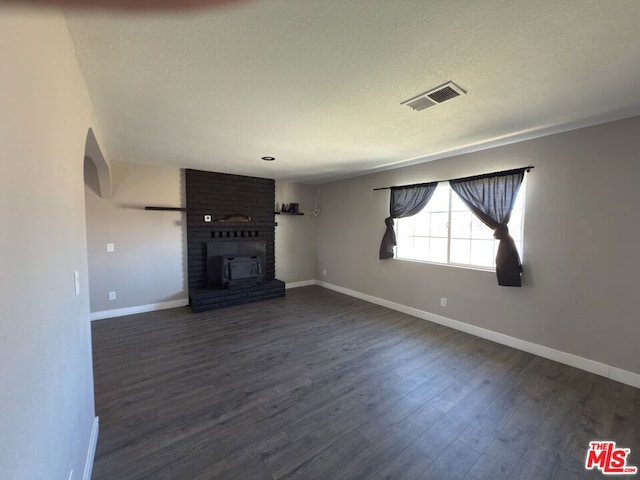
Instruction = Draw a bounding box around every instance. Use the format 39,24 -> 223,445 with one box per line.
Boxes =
401,81 -> 466,111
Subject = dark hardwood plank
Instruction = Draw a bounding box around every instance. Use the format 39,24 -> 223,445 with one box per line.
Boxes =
269,429 -> 370,480
370,445 -> 434,480
90,286 -> 640,480
416,441 -> 480,480
333,419 -> 427,480
462,424 -> 536,480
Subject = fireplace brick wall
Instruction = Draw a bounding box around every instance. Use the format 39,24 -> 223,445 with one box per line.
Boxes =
186,169 -> 284,310
186,169 -> 276,289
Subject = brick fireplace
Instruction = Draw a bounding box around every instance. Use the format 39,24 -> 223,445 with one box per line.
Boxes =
186,169 -> 285,312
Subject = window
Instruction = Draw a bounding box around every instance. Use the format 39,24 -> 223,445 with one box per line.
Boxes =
395,180 -> 525,269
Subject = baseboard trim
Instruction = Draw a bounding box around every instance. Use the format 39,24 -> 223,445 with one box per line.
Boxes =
83,416 -> 99,480
90,298 -> 189,321
316,281 -> 640,389
285,280 -> 318,289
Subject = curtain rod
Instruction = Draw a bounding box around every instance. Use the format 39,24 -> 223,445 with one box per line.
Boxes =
373,166 -> 534,191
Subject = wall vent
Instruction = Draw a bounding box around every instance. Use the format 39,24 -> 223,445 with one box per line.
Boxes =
401,81 -> 466,111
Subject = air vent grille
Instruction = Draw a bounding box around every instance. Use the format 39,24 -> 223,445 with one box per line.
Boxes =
401,81 -> 466,112
405,96 -> 437,111
428,85 -> 461,103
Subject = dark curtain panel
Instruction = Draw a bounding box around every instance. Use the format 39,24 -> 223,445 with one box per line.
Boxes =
449,169 -> 526,286
379,183 -> 438,259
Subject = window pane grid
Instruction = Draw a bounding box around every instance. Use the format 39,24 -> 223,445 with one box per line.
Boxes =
395,181 -> 526,269
403,236 -> 448,239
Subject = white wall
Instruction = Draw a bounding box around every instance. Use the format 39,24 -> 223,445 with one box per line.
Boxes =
0,7 -> 98,479
275,181 -> 318,284
315,116 -> 640,378
84,161 -> 187,314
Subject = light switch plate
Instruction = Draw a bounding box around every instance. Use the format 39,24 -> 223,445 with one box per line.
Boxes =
106,243 -> 115,253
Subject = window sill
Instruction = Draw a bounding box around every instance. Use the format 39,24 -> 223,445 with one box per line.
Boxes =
394,256 -> 496,273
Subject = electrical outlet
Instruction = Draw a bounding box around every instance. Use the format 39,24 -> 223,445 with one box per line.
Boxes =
440,297 -> 447,307
106,243 -> 115,253
108,291 -> 116,301
323,269 -> 327,276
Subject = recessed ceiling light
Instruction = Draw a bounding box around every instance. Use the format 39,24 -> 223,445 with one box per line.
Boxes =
261,156 -> 275,161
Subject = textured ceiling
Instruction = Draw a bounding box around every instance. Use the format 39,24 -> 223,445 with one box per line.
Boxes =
65,0 -> 640,183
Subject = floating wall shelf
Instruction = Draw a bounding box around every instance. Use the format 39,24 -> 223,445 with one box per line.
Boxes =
145,206 -> 188,212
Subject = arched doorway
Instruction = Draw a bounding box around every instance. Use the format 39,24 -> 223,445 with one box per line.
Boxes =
83,128 -> 111,316
83,128 -> 111,199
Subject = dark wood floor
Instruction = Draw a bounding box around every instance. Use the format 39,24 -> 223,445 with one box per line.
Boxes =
91,286 -> 640,480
